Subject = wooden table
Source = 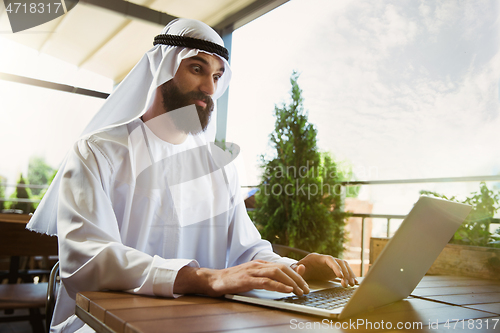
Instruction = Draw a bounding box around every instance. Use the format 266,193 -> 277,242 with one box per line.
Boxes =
0,213 -> 58,258
76,275 -> 500,333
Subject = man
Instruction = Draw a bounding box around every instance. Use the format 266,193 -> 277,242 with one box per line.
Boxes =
28,18 -> 357,332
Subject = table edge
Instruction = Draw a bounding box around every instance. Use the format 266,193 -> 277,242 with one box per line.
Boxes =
76,304 -> 116,333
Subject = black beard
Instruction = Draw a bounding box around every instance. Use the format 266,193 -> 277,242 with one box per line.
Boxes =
161,80 -> 214,135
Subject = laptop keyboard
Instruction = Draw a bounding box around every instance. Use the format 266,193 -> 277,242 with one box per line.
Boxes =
277,287 -> 356,310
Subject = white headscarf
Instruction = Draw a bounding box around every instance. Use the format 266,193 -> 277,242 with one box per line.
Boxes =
27,18 -> 232,235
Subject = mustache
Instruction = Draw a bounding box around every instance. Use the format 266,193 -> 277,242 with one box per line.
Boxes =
187,91 -> 213,106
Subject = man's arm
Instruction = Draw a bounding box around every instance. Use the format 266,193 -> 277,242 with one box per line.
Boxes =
214,163 -> 357,294
174,260 -> 309,296
173,254 -> 358,296
58,137 -> 197,299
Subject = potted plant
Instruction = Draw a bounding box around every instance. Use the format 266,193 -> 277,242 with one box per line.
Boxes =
370,183 -> 500,279
418,183 -> 500,279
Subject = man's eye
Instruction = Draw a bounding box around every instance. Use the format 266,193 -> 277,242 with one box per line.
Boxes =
214,75 -> 221,82
192,65 -> 201,73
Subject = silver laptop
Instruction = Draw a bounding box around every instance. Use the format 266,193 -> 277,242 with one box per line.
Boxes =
226,196 -> 471,319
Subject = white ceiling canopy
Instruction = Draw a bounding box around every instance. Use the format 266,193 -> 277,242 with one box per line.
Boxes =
0,0 -> 288,83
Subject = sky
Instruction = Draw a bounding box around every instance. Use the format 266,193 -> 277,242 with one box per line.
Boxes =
225,0 -> 500,217
1,0 -> 500,221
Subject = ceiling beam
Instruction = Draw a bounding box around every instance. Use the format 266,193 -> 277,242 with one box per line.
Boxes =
0,72 -> 110,99
213,0 -> 289,34
80,0 -> 289,35
79,0 -> 177,26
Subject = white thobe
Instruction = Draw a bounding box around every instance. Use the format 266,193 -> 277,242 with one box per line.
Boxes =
51,119 -> 294,332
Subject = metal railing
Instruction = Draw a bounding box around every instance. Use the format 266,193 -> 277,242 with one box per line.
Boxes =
350,213 -> 406,276
243,175 -> 500,276
0,183 -> 48,204
339,174 -> 500,186
343,175 -> 500,276
352,213 -> 500,276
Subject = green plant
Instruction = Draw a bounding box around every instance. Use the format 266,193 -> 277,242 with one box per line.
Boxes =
9,173 -> 34,214
319,153 -> 352,256
32,168 -> 58,210
253,71 -> 351,258
27,156 -> 54,196
421,182 -> 500,247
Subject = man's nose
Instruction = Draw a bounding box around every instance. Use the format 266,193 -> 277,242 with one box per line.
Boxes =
199,76 -> 216,96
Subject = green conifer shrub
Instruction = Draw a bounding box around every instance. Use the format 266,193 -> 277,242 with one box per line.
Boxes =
253,72 -> 350,257
9,173 -> 34,214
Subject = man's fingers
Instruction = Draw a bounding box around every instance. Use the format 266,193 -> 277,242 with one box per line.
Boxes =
323,257 -> 344,280
293,253 -> 358,287
251,277 -> 294,294
334,259 -> 356,287
282,264 -> 310,294
256,265 -> 308,295
335,259 -> 350,287
346,261 -> 359,285
322,257 -> 354,287
294,263 -> 307,277
209,261 -> 320,297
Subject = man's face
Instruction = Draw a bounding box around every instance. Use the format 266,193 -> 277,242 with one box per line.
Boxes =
161,52 -> 225,134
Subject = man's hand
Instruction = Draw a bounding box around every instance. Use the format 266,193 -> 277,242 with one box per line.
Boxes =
292,253 -> 358,288
174,260 -> 310,297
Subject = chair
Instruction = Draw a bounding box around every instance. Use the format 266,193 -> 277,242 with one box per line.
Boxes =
0,214 -> 58,333
272,244 -> 310,260
45,262 -> 59,333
